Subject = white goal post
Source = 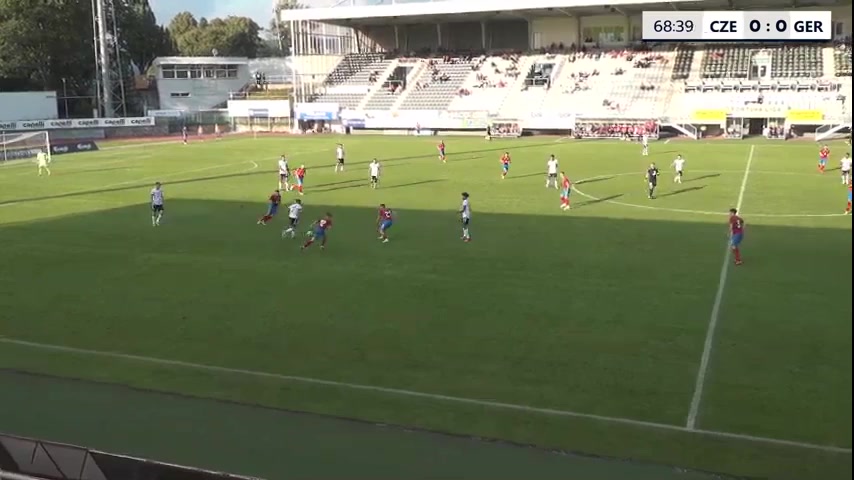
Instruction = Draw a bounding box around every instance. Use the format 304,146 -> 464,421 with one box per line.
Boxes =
0,131 -> 52,163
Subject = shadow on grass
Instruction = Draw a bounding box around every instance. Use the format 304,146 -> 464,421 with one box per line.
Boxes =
686,174 -> 721,183
658,186 -> 706,198
0,200 -> 850,480
576,194 -> 624,208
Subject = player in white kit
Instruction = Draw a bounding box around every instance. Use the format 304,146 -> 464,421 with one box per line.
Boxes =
37,149 -> 51,176
277,155 -> 290,191
368,159 -> 381,189
671,155 -> 686,183
641,134 -> 649,156
335,143 -> 345,172
150,182 -> 164,226
840,153 -> 851,185
459,192 -> 472,242
546,155 -> 559,189
281,199 -> 303,238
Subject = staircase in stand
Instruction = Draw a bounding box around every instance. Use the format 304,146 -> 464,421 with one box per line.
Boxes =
358,60 -> 401,110
661,121 -> 699,139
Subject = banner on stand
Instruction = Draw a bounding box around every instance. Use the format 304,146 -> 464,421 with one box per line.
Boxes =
295,103 -> 339,121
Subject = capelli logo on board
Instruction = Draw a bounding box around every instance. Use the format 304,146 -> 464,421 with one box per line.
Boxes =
47,120 -> 73,128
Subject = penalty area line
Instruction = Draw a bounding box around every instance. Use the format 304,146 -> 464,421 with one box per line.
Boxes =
0,336 -> 849,454
686,145 -> 754,430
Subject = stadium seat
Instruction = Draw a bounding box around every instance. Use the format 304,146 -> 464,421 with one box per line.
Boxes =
671,46 -> 694,80
834,45 -> 853,77
325,53 -> 387,85
498,48 -> 676,119
397,57 -> 476,110
771,45 -> 823,78
702,46 -> 752,79
313,57 -> 394,109
362,59 -> 422,111
447,55 -> 525,113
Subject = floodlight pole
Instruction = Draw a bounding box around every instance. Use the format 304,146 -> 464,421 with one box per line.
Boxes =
94,0 -> 114,117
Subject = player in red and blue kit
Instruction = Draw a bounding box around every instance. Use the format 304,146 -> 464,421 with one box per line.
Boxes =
294,165 -> 306,195
257,190 -> 282,225
729,208 -> 744,266
302,213 -> 333,250
377,204 -> 394,243
500,152 -> 511,179
560,172 -> 572,210
845,180 -> 852,215
819,145 -> 830,173
437,140 -> 446,163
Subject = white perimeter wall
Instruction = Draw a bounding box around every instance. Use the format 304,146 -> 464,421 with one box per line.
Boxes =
0,92 -> 59,122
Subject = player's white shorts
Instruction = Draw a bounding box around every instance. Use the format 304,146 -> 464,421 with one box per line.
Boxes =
676,169 -> 683,176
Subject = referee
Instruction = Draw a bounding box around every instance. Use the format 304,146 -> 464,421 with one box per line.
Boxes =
646,163 -> 660,199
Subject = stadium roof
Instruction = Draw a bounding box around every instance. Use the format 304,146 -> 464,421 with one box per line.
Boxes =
153,57 -> 249,65
280,0 -> 842,26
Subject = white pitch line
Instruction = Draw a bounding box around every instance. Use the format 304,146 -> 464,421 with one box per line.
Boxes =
686,145 -> 754,430
0,336 -> 849,454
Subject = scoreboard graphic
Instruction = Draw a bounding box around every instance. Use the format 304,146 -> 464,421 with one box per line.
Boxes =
642,11 -> 833,42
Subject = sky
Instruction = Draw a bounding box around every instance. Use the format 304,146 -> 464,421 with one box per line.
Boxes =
148,0 -> 333,26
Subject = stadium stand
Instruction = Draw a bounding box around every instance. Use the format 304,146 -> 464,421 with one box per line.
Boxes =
397,55 -> 477,110
667,43 -> 849,121
362,59 -> 421,110
492,47 -> 676,119
280,0 -> 851,140
835,44 -> 853,76
448,54 -> 526,113
312,54 -> 394,109
670,46 -> 695,81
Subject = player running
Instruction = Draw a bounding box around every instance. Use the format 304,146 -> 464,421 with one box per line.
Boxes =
437,140 -> 446,163
335,143 -> 345,172
819,145 -> 830,173
293,165 -> 306,195
846,180 -> 852,215
36,149 -> 51,176
277,155 -> 290,191
150,182 -> 164,227
546,155 -> 559,189
729,208 -> 745,266
459,192 -> 471,242
377,203 -> 394,243
641,133 -> 649,156
281,199 -> 303,238
671,154 -> 686,183
560,172 -> 572,211
646,163 -> 660,199
302,213 -> 333,251
369,158 -> 381,189
257,189 -> 282,225
840,153 -> 851,185
500,152 -> 511,179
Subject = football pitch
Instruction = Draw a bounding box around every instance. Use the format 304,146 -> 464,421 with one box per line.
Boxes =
0,135 -> 851,479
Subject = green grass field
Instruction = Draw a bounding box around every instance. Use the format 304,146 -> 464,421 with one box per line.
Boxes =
0,135 -> 851,479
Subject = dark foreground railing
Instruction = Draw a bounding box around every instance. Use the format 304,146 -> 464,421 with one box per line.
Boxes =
0,434 -> 263,480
